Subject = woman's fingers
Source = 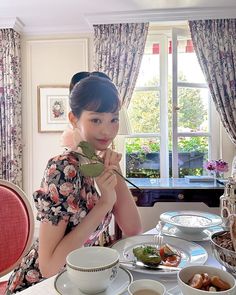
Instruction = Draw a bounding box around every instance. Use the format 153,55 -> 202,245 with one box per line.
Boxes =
98,148 -> 122,167
96,166 -> 118,190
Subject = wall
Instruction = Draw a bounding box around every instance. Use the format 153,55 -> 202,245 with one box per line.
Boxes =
21,34 -> 93,225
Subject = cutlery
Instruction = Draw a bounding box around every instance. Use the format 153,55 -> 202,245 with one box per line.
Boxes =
119,259 -> 181,271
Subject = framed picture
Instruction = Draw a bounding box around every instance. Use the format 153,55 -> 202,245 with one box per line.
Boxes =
37,86 -> 70,132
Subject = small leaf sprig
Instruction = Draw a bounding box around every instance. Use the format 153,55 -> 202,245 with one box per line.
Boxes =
74,141 -> 141,191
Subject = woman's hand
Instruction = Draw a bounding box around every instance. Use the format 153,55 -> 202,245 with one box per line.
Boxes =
95,165 -> 117,208
98,148 -> 122,169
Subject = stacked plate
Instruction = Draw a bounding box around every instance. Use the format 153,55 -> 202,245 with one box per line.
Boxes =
159,210 -> 223,242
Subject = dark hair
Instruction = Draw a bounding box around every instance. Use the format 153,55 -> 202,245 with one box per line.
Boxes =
69,74 -> 120,119
69,71 -> 111,93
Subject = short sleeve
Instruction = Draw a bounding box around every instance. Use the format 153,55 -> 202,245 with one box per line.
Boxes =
33,153 -> 82,225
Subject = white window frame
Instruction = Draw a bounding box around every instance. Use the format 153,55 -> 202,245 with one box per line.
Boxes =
126,27 -> 220,178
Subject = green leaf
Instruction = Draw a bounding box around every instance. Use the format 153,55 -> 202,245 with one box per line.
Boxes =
78,141 -> 96,159
79,163 -> 104,177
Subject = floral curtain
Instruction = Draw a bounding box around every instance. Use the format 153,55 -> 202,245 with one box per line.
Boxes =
0,29 -> 23,187
189,19 -> 236,145
93,23 -> 149,107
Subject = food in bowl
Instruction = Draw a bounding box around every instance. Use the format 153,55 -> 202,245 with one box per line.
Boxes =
133,243 -> 181,267
128,279 -> 166,295
187,272 -> 230,291
211,231 -> 236,274
66,246 -> 119,294
178,265 -> 236,295
212,231 -> 234,251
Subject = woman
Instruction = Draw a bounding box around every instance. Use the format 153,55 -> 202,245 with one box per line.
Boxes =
6,72 -> 142,293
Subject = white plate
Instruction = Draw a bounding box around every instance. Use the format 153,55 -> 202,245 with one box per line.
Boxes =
54,266 -> 133,295
159,223 -> 224,242
111,235 -> 207,276
160,211 -> 222,234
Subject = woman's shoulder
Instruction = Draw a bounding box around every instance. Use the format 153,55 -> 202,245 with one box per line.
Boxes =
47,151 -> 82,167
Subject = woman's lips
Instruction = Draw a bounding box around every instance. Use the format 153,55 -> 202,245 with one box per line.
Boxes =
97,139 -> 110,145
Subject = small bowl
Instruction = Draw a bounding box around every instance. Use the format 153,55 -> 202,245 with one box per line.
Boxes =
128,279 -> 166,295
210,230 -> 236,276
66,247 -> 119,294
177,265 -> 236,295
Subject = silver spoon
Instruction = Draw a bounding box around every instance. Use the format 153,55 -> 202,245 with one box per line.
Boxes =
119,259 -> 181,271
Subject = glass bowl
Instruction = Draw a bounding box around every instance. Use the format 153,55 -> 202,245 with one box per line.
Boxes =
210,230 -> 236,276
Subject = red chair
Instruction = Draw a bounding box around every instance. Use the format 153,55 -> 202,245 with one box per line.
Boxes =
0,180 -> 34,294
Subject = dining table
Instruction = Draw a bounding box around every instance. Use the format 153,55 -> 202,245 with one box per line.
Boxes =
16,227 -> 224,295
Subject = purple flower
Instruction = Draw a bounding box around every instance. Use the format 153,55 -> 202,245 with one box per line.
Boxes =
215,159 -> 229,173
203,159 -> 229,173
203,160 -> 216,171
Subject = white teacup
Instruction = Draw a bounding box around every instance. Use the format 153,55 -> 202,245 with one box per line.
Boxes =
66,246 -> 119,294
128,279 -> 166,295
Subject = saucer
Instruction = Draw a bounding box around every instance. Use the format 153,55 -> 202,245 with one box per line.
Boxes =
54,266 -> 133,295
160,223 -> 224,242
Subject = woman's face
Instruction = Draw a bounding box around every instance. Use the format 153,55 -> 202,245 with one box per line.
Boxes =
74,110 -> 119,151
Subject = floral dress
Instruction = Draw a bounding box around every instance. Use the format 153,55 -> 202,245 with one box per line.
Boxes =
5,152 -> 112,294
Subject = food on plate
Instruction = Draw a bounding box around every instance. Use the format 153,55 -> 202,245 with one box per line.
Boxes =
188,272 -> 231,291
133,243 -> 181,267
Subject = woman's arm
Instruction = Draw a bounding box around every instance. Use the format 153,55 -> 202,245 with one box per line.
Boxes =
99,148 -> 142,237
113,167 -> 142,236
38,159 -> 117,278
39,198 -> 113,278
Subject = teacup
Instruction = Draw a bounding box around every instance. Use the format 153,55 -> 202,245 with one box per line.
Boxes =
128,279 -> 166,295
66,246 -> 119,294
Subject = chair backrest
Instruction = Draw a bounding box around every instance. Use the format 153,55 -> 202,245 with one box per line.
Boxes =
0,180 -> 34,277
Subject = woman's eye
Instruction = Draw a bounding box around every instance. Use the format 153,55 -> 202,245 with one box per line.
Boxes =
112,118 -> 119,123
91,118 -> 101,124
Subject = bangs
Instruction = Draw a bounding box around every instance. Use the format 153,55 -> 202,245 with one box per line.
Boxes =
83,94 -> 120,113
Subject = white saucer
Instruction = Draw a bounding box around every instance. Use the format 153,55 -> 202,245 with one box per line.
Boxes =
54,266 -> 133,295
160,223 -> 224,242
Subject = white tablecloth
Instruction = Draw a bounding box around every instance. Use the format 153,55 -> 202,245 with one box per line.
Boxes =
17,228 -> 222,295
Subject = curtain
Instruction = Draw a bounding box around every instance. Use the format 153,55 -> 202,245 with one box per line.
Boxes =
0,29 -> 23,187
94,23 -> 149,107
189,19 -> 236,145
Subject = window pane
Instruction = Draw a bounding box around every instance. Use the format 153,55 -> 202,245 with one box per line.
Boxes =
126,138 -> 160,178
177,136 -> 209,177
136,47 -> 160,87
178,88 -> 209,132
177,40 -> 206,84
128,90 -> 160,133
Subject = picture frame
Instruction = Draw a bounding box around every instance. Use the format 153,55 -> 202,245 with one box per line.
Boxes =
37,85 -> 70,132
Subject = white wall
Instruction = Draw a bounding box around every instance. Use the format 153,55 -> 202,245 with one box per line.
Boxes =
21,35 -> 93,210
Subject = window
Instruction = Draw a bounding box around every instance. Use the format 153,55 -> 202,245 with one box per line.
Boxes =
126,27 -> 220,178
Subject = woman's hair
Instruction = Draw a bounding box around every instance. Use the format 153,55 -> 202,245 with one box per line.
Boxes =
69,72 -> 120,119
69,71 -> 111,93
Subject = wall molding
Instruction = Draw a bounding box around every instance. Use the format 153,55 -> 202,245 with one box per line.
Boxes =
85,6 -> 236,25
0,17 -> 24,33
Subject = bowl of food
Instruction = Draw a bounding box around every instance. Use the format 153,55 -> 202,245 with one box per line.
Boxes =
66,246 -> 119,294
160,211 -> 222,234
177,265 -> 236,294
210,230 -> 236,276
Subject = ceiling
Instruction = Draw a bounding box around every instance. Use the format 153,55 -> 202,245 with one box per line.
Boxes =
1,0 -> 236,35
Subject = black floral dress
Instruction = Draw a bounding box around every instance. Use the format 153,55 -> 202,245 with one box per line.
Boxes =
5,152 -> 112,294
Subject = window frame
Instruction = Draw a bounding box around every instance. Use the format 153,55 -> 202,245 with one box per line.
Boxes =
125,27 -> 220,178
